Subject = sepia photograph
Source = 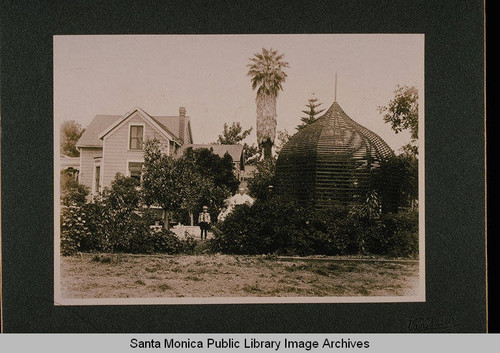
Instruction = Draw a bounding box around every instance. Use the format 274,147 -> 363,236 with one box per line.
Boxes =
54,34 -> 424,305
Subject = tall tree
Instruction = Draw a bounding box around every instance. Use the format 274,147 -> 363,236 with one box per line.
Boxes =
60,120 -> 85,157
142,139 -> 184,229
378,85 -> 419,154
296,95 -> 325,131
247,157 -> 276,200
187,147 -> 240,195
143,140 -> 238,228
178,154 -> 214,226
101,173 -> 141,251
217,122 -> 252,144
216,122 -> 259,165
247,48 -> 289,160
243,143 -> 260,165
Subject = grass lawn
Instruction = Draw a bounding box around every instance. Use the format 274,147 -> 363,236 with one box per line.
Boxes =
59,253 -> 420,299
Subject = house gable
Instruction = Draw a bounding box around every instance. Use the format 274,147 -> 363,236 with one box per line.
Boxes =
76,107 -> 193,192
99,108 -> 180,144
101,111 -> 176,189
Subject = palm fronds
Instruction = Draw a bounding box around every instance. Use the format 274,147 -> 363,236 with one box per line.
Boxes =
247,48 -> 289,97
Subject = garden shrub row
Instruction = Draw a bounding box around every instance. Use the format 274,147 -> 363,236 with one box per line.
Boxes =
210,197 -> 419,258
60,202 -> 196,256
61,194 -> 418,258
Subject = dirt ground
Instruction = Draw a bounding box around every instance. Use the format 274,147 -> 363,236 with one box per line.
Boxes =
59,253 -> 420,299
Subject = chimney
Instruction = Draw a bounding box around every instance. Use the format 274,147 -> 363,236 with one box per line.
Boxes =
178,107 -> 186,144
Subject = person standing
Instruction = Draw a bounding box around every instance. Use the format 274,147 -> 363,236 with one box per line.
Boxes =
229,187 -> 254,207
198,206 -> 211,240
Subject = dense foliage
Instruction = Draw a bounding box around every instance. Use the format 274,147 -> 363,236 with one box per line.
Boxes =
60,173 -> 196,255
60,170 -> 89,207
296,96 -> 325,131
378,85 -> 418,141
211,196 -> 418,258
61,202 -> 196,255
142,139 -> 238,227
60,120 -> 85,157
216,122 -> 259,165
247,158 -> 276,200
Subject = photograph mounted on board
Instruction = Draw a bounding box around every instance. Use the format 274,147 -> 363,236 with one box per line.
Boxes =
54,34 -> 424,305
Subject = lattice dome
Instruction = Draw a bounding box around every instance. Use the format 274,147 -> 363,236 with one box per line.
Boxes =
275,101 -> 395,208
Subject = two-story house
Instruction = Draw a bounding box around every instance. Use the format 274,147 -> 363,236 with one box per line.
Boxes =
75,106 -> 244,197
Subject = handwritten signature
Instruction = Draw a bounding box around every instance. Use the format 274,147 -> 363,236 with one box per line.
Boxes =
408,314 -> 461,332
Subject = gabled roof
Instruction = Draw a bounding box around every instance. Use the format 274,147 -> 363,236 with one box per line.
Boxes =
76,115 -> 121,148
76,108 -> 188,148
99,108 -> 180,144
179,144 -> 244,163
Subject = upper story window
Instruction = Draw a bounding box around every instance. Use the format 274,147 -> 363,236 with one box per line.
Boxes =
129,125 -> 144,150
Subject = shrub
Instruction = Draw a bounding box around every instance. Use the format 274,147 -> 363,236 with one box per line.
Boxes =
60,205 -> 86,255
364,209 -> 419,257
211,196 -> 419,258
211,198 -> 361,256
61,200 -> 196,255
60,170 -> 89,207
60,200 -> 111,255
181,235 -> 198,254
128,225 -> 183,254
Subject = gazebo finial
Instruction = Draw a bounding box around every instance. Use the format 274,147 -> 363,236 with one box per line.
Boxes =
334,72 -> 338,102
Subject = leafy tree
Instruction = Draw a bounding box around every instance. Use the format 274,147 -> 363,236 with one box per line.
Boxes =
216,122 -> 259,165
143,140 -> 237,228
378,85 -> 419,154
369,154 -> 418,213
60,169 -> 89,206
182,148 -> 238,222
186,147 -> 240,195
217,122 -> 253,144
100,173 -> 141,252
60,120 -> 85,157
377,85 -> 419,210
247,157 -> 276,200
243,143 -> 260,165
296,95 -> 325,130
247,48 -> 289,160
142,139 -> 184,229
104,173 -> 140,213
177,153 -> 217,226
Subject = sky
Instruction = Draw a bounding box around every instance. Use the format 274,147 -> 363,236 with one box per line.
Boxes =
54,34 -> 424,152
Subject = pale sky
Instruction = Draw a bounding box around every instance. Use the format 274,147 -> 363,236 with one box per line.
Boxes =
54,34 -> 424,152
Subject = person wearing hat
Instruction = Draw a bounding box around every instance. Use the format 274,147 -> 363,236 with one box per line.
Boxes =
198,205 -> 211,240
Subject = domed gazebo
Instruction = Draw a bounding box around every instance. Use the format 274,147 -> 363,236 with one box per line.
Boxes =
275,100 -> 395,209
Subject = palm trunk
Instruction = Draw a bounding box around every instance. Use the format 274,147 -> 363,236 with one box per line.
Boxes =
256,92 -> 277,159
262,140 -> 273,160
189,210 -> 194,226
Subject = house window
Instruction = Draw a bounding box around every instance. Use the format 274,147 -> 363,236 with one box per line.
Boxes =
128,162 -> 143,183
129,125 -> 144,150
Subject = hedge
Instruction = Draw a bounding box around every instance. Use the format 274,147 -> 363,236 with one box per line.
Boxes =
211,197 -> 419,257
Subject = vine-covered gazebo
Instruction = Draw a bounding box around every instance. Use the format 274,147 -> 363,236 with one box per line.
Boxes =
275,100 -> 395,209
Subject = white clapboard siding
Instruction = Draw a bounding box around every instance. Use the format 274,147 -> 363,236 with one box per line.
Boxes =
102,112 -> 172,188
79,147 -> 103,190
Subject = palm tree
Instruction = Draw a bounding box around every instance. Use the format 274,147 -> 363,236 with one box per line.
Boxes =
247,48 -> 289,159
